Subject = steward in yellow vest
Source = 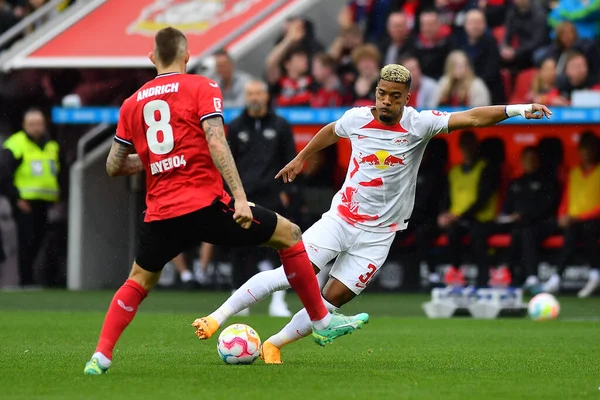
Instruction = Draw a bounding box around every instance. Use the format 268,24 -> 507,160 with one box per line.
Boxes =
0,109 -> 61,286
550,131 -> 600,298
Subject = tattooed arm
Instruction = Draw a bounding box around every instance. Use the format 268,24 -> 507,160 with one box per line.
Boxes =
202,115 -> 253,228
106,141 -> 144,177
202,116 -> 247,201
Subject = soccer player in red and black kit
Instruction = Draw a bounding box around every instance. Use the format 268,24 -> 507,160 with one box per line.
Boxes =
84,28 -> 369,375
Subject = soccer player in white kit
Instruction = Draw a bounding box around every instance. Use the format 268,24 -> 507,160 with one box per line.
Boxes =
193,64 -> 552,363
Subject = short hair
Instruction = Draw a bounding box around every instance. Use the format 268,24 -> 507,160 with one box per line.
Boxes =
521,145 -> 539,157
23,107 -> 45,120
459,130 -> 477,147
565,50 -> 587,67
213,48 -> 231,60
245,79 -> 269,93
398,54 -> 418,66
154,27 -> 187,66
579,131 -> 598,150
420,8 -> 439,18
283,46 -> 307,64
379,64 -> 412,89
314,53 -> 337,70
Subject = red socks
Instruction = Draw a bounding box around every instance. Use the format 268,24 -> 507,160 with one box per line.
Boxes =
95,279 -> 147,360
279,241 -> 328,322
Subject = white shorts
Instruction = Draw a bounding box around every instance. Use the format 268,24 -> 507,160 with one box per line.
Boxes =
302,214 -> 396,294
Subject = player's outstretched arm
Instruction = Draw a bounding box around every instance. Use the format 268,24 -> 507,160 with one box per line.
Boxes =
447,104 -> 552,132
275,122 -> 339,183
106,141 -> 144,177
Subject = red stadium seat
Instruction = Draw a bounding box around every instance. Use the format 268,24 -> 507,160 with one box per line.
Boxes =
510,69 -> 536,103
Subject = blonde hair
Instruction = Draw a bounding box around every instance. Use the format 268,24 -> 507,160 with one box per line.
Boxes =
379,64 -> 412,87
439,50 -> 475,105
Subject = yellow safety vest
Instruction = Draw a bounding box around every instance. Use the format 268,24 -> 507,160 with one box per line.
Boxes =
3,131 -> 60,202
567,165 -> 600,217
448,159 -> 498,222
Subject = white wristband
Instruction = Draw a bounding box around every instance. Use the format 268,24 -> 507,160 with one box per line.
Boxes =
505,104 -> 533,118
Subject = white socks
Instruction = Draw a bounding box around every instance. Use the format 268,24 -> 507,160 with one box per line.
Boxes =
180,270 -> 194,283
268,297 -> 339,348
92,352 -> 112,369
209,266 -> 291,325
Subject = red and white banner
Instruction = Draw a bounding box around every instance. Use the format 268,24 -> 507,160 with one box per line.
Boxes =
7,0 -> 286,69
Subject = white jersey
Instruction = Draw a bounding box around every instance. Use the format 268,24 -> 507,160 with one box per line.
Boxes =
325,106 -> 451,233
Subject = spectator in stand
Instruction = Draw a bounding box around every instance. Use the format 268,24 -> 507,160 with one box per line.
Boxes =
495,146 -> 559,288
338,0 -> 402,43
545,51 -> 600,106
25,0 -> 59,31
438,131 -> 501,287
329,25 -> 364,88
266,19 -> 315,107
501,0 -> 549,70
0,0 -> 19,50
542,132 -> 600,298
433,50 -> 491,107
266,46 -> 312,107
310,53 -> 351,108
434,0 -> 471,29
534,22 -> 599,79
414,9 -> 452,79
274,17 -> 324,60
529,57 -> 558,103
210,49 -> 253,109
548,0 -> 600,41
377,12 -> 416,66
400,55 -> 437,108
350,44 -> 381,106
454,9 -> 505,103
476,0 -> 508,28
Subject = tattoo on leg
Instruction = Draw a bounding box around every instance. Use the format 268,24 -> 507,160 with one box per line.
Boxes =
291,224 -> 302,242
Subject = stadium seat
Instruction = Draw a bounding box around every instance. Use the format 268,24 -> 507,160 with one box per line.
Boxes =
509,69 -> 536,104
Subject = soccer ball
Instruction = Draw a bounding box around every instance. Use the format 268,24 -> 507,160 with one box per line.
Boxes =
527,293 -> 560,321
217,323 -> 261,365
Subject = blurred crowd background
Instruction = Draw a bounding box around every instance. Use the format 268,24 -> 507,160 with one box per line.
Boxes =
0,0 -> 599,304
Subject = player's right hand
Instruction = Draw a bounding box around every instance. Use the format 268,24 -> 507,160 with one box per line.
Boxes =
233,200 -> 253,229
275,158 -> 303,183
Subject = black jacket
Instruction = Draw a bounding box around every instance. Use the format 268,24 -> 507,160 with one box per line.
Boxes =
504,4 -> 549,66
504,171 -> 559,225
452,32 -> 505,103
227,110 -> 297,209
412,163 -> 448,226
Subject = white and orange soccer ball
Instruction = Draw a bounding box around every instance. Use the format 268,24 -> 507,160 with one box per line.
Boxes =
217,324 -> 261,365
528,293 -> 560,321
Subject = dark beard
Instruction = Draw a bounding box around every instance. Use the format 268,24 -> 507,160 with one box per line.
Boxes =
379,113 -> 394,124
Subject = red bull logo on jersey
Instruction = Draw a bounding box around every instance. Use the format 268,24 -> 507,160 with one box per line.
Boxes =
358,150 -> 405,170
128,0 -> 259,36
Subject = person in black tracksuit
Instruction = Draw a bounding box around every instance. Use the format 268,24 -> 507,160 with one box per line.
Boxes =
500,146 -> 559,286
403,138 -> 449,287
225,80 -> 298,316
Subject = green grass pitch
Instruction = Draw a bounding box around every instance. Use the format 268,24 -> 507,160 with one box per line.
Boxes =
0,290 -> 599,399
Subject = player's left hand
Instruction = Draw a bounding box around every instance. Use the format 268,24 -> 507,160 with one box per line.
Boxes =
275,157 -> 303,183
525,104 -> 552,120
233,200 -> 253,229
